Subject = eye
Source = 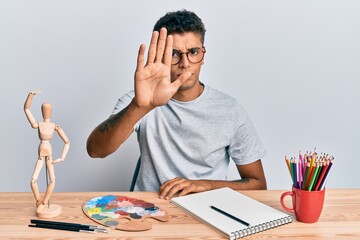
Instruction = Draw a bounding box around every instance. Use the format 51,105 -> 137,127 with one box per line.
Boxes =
172,50 -> 180,57
189,48 -> 200,55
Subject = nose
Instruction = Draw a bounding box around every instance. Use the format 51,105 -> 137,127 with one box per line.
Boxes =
178,54 -> 190,69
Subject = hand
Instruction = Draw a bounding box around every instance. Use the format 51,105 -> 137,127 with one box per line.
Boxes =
52,158 -> 64,164
159,177 -> 210,200
30,90 -> 42,95
134,27 -> 191,109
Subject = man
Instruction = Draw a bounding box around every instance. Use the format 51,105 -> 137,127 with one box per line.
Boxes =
87,9 -> 267,199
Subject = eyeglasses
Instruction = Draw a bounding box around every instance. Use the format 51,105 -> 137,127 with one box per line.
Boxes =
171,47 -> 206,65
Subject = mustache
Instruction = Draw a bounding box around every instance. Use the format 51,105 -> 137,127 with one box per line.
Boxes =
177,71 -> 192,76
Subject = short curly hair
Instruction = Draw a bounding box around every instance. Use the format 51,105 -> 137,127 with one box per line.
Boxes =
153,9 -> 206,44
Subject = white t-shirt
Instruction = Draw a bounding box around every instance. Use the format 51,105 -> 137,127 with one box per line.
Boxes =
112,85 -> 266,191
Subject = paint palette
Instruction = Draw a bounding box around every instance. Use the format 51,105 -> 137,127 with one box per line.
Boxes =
82,195 -> 169,231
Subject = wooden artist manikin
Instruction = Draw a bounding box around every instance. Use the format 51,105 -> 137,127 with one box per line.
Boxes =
24,91 -> 70,218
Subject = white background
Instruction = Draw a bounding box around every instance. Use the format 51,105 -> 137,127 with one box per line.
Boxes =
0,0 -> 359,192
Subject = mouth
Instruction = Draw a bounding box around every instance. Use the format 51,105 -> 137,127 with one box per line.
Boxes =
177,72 -> 192,77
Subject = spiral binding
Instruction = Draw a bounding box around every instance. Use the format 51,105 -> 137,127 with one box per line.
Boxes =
229,215 -> 293,239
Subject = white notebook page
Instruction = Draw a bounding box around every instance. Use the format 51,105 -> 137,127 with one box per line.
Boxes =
171,187 -> 291,237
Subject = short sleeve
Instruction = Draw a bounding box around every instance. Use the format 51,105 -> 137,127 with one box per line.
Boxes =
112,91 -> 135,115
229,109 -> 267,165
111,91 -> 140,131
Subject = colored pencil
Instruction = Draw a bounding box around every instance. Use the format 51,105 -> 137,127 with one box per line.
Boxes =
314,159 -> 327,191
285,150 -> 334,191
285,156 -> 291,177
305,162 -> 316,190
308,162 -> 320,191
302,162 -> 311,190
298,151 -> 303,186
292,158 -> 298,188
319,159 -> 334,190
312,160 -> 323,190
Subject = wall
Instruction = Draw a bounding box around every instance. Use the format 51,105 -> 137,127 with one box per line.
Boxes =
0,0 -> 359,192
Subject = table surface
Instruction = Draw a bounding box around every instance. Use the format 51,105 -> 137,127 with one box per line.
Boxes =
0,189 -> 359,239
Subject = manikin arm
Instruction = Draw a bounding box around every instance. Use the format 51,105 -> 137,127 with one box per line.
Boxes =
52,125 -> 70,164
24,91 -> 41,128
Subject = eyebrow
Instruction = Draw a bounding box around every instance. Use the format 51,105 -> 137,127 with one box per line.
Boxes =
172,47 -> 202,51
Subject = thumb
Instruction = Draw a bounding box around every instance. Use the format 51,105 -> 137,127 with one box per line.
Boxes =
171,72 -> 192,90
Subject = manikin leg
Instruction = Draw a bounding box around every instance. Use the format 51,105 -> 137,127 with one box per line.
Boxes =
35,156 -> 61,218
30,158 -> 44,207
37,157 -> 56,213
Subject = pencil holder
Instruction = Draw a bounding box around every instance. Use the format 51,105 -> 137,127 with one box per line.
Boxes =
280,186 -> 325,223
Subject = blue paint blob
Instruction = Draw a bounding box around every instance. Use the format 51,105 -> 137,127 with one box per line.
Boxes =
104,220 -> 119,226
91,214 -> 108,220
130,213 -> 142,219
145,206 -> 159,211
97,195 -> 116,204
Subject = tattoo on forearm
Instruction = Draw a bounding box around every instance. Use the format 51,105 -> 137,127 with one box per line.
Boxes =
98,107 -> 128,133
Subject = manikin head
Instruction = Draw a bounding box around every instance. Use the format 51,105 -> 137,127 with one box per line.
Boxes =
41,102 -> 52,121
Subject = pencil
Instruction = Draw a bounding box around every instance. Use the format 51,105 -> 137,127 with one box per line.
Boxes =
210,205 -> 250,226
312,159 -> 324,190
29,219 -> 109,233
308,162 -> 320,191
285,156 -> 291,177
315,159 -> 329,191
298,151 -> 304,187
289,158 -> 295,187
305,162 -> 315,190
319,159 -> 334,190
31,219 -> 108,230
302,162 -> 311,190
292,158 -> 298,188
29,223 -> 96,233
285,150 -> 334,191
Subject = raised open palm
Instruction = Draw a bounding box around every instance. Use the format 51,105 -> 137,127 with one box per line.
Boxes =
134,28 -> 191,109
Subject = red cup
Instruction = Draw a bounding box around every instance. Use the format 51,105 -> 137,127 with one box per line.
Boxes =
280,186 -> 325,223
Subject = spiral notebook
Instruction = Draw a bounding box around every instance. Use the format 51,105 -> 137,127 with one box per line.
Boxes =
171,187 -> 293,239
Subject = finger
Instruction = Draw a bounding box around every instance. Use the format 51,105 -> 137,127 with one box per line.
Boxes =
146,31 -> 159,65
155,28 -> 167,63
163,180 -> 189,200
159,177 -> 182,192
166,181 -> 191,200
135,44 -> 146,72
178,185 -> 195,197
170,71 -> 192,91
159,178 -> 184,199
159,178 -> 178,197
163,34 -> 173,66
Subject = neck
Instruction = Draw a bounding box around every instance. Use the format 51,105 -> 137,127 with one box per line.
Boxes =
172,82 -> 204,102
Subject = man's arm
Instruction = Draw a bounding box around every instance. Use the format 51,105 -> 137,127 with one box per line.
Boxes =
159,159 -> 267,200
86,99 -> 150,158
87,28 -> 191,158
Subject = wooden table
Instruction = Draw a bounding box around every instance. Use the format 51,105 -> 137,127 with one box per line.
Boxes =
0,189 -> 359,239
